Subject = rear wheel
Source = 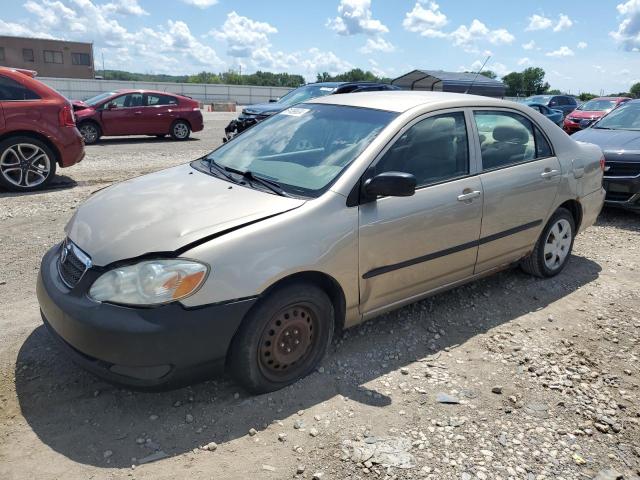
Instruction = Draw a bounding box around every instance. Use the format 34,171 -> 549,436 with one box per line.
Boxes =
228,283 -> 334,394
521,207 -> 575,277
78,122 -> 101,145
170,120 -> 190,140
0,136 -> 56,192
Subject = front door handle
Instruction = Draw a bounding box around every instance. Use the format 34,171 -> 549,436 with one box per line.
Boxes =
540,169 -> 560,179
457,190 -> 481,202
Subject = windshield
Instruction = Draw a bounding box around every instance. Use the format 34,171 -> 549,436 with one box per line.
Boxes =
276,85 -> 337,108
206,103 -> 397,197
84,91 -> 116,106
527,95 -> 552,104
594,102 -> 640,130
578,99 -> 616,111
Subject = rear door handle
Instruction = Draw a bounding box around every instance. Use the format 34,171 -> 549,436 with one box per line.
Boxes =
457,190 -> 481,202
134,111 -> 143,115
540,169 -> 560,179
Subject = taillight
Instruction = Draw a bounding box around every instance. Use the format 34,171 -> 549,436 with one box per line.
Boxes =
59,105 -> 75,127
599,155 -> 605,171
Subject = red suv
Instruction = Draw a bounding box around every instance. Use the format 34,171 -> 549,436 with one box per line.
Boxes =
0,67 -> 84,192
73,89 -> 204,144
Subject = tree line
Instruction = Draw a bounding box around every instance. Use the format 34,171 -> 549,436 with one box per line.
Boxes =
98,67 -> 639,99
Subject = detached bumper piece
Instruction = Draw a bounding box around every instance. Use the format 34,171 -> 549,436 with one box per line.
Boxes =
223,117 -> 258,142
37,244 -> 257,388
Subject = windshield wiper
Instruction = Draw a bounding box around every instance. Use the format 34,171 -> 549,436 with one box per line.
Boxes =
223,166 -> 290,197
208,157 -> 236,182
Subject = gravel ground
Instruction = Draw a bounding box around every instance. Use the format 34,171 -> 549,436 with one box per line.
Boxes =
0,112 -> 639,480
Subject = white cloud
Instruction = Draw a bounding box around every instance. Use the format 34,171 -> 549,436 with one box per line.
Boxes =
327,0 -> 388,36
210,11 -> 277,57
517,57 -> 532,66
460,60 -> 509,78
368,58 -> 387,78
450,19 -> 514,52
553,14 -> 573,32
102,0 -> 148,16
526,14 -> 553,31
522,40 -> 536,50
181,0 -> 218,7
402,1 -> 448,37
577,41 -> 588,49
359,37 -> 395,53
611,0 -> 640,51
546,46 -> 575,57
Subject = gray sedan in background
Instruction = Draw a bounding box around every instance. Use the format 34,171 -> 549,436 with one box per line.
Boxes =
37,91 -> 605,393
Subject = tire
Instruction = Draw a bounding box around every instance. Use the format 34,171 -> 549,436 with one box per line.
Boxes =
170,120 -> 190,140
227,283 -> 334,394
0,136 -> 57,192
521,207 -> 575,278
78,122 -> 101,145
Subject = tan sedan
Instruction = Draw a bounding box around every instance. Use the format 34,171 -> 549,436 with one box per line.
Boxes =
37,91 -> 605,393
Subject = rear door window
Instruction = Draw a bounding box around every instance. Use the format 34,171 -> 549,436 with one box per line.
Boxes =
145,94 -> 178,106
0,75 -> 40,101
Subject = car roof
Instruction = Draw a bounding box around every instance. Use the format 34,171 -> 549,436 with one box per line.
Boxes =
589,96 -> 632,101
114,88 -> 180,97
307,90 -> 517,113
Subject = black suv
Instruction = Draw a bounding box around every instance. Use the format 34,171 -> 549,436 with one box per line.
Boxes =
525,94 -> 578,118
224,81 -> 398,140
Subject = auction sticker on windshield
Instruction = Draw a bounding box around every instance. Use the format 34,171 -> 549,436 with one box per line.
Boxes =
281,107 -> 310,116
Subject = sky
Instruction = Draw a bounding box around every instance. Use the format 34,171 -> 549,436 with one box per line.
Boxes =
0,0 -> 639,94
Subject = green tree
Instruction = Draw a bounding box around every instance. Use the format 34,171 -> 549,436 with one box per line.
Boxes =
479,70 -> 497,79
315,68 -> 389,83
630,82 -> 640,98
502,72 -> 523,96
522,67 -> 550,95
579,93 -> 597,101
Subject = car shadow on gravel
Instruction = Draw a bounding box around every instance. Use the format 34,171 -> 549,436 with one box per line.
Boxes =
0,175 -> 78,196
91,137 -> 200,146
597,207 -> 639,232
15,255 -> 601,468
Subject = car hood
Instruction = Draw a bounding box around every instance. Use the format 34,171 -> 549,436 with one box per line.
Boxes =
569,110 -> 607,119
65,163 -> 305,266
242,102 -> 283,116
71,100 -> 91,111
572,128 -> 640,152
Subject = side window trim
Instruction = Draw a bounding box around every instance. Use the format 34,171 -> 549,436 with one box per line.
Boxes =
471,107 -> 556,174
366,108 -> 476,192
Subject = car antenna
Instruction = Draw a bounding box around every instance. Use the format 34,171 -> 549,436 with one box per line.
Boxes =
465,55 -> 491,95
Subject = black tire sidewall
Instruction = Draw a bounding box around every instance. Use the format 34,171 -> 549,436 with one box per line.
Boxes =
228,283 -> 334,394
536,208 -> 576,277
0,136 -> 57,192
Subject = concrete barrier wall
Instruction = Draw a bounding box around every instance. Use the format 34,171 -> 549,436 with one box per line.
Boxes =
39,77 -> 294,105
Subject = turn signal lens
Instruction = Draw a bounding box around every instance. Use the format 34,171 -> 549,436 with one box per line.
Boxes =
89,259 -> 208,306
599,155 -> 605,171
59,105 -> 75,127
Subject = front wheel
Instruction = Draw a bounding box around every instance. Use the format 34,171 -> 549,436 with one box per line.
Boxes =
521,207 -> 575,277
170,120 -> 190,140
78,122 -> 101,145
0,137 -> 57,192
227,283 -> 334,394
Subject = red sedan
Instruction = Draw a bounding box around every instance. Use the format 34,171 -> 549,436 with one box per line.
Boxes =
563,97 -> 632,134
0,67 -> 84,192
74,89 -> 204,144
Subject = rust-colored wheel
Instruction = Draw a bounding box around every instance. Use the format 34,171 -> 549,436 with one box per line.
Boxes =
228,283 -> 334,393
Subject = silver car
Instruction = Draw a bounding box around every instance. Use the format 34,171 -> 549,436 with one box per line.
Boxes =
37,91 -> 605,393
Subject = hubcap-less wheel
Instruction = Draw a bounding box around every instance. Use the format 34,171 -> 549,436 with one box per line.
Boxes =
543,218 -> 572,270
258,304 -> 317,381
173,122 -> 189,139
79,124 -> 99,144
0,143 -> 51,188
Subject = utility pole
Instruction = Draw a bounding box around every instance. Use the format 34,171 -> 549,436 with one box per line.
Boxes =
101,51 -> 105,77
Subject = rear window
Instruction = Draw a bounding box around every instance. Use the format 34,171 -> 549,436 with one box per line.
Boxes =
0,75 -> 40,101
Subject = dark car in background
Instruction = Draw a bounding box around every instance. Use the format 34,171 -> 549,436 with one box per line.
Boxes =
572,99 -> 640,211
563,97 -> 632,133
0,66 -> 84,192
73,89 -> 203,144
525,94 -> 578,118
224,81 -> 398,140
523,102 -> 564,126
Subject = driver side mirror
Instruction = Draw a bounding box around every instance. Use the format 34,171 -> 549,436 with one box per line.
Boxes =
107,102 -> 117,110
363,172 -> 416,200
268,98 -> 278,103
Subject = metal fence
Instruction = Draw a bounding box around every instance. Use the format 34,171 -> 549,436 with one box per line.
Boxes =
38,77 -> 294,105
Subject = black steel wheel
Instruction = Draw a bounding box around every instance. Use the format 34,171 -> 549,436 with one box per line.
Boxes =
228,283 -> 334,394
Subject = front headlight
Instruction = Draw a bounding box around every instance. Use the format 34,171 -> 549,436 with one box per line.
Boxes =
89,259 -> 208,306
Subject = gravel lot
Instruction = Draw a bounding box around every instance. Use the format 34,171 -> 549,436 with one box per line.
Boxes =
0,112 -> 639,480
